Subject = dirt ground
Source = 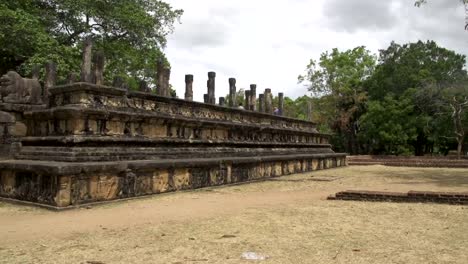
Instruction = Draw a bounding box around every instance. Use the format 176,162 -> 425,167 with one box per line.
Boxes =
0,165 -> 467,264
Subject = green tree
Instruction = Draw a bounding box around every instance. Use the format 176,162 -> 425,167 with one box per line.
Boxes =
298,46 -> 376,154
224,88 -> 245,108
359,91 -> 419,155
367,40 -> 466,155
418,79 -> 468,158
367,41 -> 466,101
0,0 -> 183,88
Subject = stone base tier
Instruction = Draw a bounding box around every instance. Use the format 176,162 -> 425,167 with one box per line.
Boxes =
0,153 -> 346,209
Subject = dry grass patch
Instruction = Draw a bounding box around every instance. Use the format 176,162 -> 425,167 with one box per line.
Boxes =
0,165 -> 467,264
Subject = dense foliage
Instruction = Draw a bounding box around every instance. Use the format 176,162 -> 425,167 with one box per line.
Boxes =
296,41 -> 468,157
0,0 -> 183,89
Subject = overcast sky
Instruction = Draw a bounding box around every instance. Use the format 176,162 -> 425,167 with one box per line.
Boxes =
164,0 -> 467,102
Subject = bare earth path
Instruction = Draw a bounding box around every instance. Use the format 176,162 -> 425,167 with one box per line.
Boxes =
1,165 -> 467,264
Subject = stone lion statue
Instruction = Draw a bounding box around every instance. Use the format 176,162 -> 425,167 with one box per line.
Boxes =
0,71 -> 43,104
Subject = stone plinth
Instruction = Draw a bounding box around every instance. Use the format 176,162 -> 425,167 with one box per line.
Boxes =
0,82 -> 346,208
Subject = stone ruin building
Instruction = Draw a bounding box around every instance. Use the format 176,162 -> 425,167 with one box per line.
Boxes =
0,41 -> 346,209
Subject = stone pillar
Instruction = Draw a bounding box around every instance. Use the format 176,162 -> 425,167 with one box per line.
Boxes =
93,51 -> 105,85
203,94 -> 209,103
113,76 -> 124,88
307,101 -> 313,121
258,94 -> 265,112
264,88 -> 273,114
44,62 -> 56,89
31,65 -> 40,80
139,80 -> 149,93
162,68 -> 171,97
156,60 -> 164,95
44,61 -> 56,104
67,73 -> 78,84
219,97 -> 225,106
156,60 -> 170,96
80,37 -> 93,83
184,74 -> 193,101
207,72 -> 216,104
228,78 -> 237,107
249,84 -> 257,111
278,92 -> 284,116
244,90 -> 251,110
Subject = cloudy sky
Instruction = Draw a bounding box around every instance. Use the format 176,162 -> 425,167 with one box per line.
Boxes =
164,0 -> 467,102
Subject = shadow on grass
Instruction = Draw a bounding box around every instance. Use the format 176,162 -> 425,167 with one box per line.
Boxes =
387,169 -> 468,188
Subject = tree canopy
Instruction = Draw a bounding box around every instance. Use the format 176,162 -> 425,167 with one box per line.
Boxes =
294,40 -> 468,157
0,0 -> 183,88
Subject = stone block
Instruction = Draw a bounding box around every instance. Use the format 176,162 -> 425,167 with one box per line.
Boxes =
173,168 -> 190,190
0,111 -> 15,123
136,173 -> 153,195
0,170 -> 15,195
312,159 -> 319,170
54,176 -> 71,207
152,169 -> 172,193
8,122 -> 28,137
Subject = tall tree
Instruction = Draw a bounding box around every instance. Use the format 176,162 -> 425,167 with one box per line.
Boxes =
418,79 -> 468,158
298,46 -> 376,154
367,40 -> 466,155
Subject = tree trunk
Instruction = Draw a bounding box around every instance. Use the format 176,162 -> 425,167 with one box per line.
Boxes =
456,133 -> 465,160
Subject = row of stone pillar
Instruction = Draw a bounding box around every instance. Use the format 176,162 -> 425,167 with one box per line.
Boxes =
38,38 -> 291,117
79,37 -> 171,96
184,73 -> 285,115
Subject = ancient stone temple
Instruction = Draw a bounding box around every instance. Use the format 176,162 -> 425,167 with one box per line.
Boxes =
0,50 -> 346,209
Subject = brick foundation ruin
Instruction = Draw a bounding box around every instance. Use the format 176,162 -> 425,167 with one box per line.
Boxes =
0,43 -> 346,209
328,190 -> 468,205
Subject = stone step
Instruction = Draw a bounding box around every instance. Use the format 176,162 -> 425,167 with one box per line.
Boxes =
16,147 -> 335,162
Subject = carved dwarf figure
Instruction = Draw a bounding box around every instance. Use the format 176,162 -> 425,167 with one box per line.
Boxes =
0,71 -> 43,104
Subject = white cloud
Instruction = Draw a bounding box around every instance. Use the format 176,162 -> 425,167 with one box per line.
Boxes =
165,0 -> 468,102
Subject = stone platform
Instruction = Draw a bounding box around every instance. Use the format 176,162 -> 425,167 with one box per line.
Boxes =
0,83 -> 346,208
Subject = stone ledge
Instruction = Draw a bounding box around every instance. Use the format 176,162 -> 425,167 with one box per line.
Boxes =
0,153 -> 346,176
49,83 -> 318,126
0,102 -> 46,112
24,106 -> 326,136
20,135 -> 333,147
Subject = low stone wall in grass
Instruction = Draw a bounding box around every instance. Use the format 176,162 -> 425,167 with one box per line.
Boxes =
328,190 -> 468,205
348,155 -> 468,168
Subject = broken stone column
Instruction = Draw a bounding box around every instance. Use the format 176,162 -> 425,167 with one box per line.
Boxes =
162,68 -> 171,97
156,60 -> 164,95
156,61 -> 170,96
31,65 -> 40,80
249,84 -> 257,111
278,92 -> 284,116
67,73 -> 78,84
184,74 -> 194,101
44,61 -> 56,104
93,51 -> 105,85
307,101 -> 313,121
219,97 -> 225,106
244,90 -> 251,110
264,88 -> 273,114
80,37 -> 93,83
228,78 -> 237,107
258,94 -> 265,112
139,80 -> 150,93
207,72 -> 216,104
203,94 -> 209,103
112,76 -> 124,88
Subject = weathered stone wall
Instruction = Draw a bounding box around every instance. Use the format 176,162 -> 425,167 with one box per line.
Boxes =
1,155 -> 346,208
0,81 -> 346,208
